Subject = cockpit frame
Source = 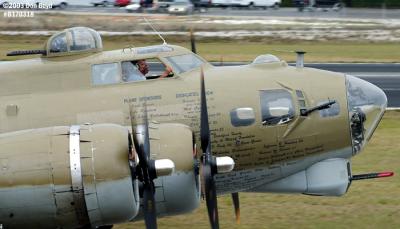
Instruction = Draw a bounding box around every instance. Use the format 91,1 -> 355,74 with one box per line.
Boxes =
45,27 -> 103,57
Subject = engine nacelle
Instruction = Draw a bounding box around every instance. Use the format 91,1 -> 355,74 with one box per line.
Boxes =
249,158 -> 351,196
135,123 -> 200,219
0,124 -> 139,229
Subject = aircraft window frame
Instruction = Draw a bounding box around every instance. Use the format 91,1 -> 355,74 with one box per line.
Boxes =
260,89 -> 295,126
47,27 -> 103,56
91,58 -> 175,86
121,58 -> 174,83
49,32 -> 68,54
296,90 -> 307,110
165,54 -> 204,74
296,90 -> 304,98
298,100 -> 306,108
230,108 -> 256,127
91,62 -> 121,86
121,61 -> 147,82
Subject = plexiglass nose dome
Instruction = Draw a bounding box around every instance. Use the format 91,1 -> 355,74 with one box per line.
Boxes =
346,75 -> 387,154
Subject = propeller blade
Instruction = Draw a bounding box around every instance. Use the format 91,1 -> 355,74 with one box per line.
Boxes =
129,104 -> 140,153
231,192 -> 240,224
200,68 -> 210,156
199,68 -> 220,229
141,103 -> 158,229
143,182 -> 157,229
142,102 -> 151,161
203,163 -> 219,229
130,103 -> 158,229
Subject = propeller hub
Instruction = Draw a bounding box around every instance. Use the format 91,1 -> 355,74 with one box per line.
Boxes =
154,159 -> 175,177
215,156 -> 235,174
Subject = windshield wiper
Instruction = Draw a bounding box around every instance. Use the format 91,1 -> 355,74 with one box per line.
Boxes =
300,100 -> 336,116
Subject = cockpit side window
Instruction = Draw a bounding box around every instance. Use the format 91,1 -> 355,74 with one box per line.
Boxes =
121,61 -> 146,82
260,89 -> 295,126
166,54 -> 204,74
50,32 -> 68,53
121,58 -> 173,82
92,63 -> 120,85
92,58 -> 174,86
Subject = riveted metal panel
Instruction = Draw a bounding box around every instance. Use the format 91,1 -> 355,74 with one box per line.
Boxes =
79,124 -> 138,227
54,190 -> 81,229
0,186 -> 57,229
50,133 -> 71,192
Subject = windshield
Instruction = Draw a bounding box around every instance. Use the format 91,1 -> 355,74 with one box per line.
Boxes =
166,54 -> 204,74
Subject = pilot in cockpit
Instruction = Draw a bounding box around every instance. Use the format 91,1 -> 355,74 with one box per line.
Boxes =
122,59 -> 173,82
136,59 -> 173,79
136,59 -> 149,76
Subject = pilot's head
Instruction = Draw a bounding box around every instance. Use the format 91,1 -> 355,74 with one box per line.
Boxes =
136,59 -> 149,75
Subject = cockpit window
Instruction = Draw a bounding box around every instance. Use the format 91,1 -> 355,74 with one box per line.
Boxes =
260,89 -> 295,126
50,32 -> 68,53
92,63 -> 120,85
121,58 -> 172,82
92,58 -> 174,86
121,61 -> 146,82
166,54 -> 204,74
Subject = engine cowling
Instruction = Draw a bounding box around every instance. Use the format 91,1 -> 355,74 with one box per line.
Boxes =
134,123 -> 200,219
0,124 -> 139,229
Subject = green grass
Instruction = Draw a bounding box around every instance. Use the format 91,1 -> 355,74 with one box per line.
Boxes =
115,111 -> 400,229
1,35 -> 400,62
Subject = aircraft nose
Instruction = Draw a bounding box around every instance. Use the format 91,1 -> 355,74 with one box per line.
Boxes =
346,75 -> 387,154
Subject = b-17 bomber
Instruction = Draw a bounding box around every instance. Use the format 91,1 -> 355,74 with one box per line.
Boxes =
0,27 -> 393,229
